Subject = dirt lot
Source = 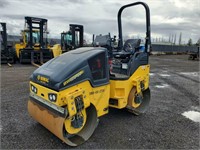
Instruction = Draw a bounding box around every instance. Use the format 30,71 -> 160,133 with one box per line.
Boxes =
1,54 -> 199,149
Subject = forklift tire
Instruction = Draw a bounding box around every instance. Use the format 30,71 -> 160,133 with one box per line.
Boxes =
188,55 -> 195,60
19,52 -> 23,64
9,47 -> 16,64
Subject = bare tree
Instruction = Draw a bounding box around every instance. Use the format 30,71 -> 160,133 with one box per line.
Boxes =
174,34 -> 176,45
187,38 -> 193,46
171,34 -> 174,44
196,38 -> 200,46
178,32 -> 182,45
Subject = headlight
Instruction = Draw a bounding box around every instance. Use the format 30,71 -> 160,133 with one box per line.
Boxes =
48,93 -> 57,102
31,84 -> 37,94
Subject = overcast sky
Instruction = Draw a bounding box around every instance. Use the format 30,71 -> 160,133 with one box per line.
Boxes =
0,0 -> 199,44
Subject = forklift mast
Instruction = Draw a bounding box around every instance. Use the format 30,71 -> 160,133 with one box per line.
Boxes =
61,24 -> 84,52
1,22 -> 16,64
0,22 -> 7,50
25,17 -> 48,49
70,24 -> 84,48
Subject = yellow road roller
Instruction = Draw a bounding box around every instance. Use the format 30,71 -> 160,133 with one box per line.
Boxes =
28,2 -> 151,146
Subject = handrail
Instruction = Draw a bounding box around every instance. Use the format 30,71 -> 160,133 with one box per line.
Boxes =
117,2 -> 151,54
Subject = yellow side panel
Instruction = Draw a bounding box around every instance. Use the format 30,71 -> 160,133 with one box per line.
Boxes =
90,84 -> 110,117
110,65 -> 150,109
130,65 -> 150,91
51,44 -> 62,57
109,80 -> 132,108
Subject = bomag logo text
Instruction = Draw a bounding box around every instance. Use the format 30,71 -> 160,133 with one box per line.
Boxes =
37,75 -> 49,83
63,70 -> 84,86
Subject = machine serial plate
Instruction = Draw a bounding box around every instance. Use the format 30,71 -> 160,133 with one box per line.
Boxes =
122,63 -> 128,69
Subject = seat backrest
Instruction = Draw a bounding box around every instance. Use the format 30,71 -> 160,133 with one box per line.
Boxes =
123,39 -> 141,53
94,34 -> 111,47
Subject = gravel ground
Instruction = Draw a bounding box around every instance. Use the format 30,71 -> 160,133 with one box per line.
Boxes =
1,54 -> 199,149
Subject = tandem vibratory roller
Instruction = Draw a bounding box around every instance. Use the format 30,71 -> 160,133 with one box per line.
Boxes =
28,1 -> 151,146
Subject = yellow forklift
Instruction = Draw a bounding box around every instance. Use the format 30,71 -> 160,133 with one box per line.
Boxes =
28,2 -> 151,146
0,22 -> 16,64
61,24 -> 84,53
15,17 -> 61,67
